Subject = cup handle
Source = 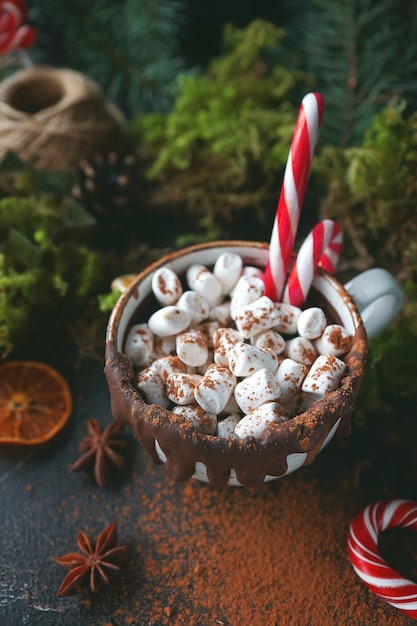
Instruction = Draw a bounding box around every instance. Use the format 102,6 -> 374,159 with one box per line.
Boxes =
344,268 -> 404,340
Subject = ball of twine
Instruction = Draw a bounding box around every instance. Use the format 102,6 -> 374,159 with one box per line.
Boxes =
0,66 -> 127,171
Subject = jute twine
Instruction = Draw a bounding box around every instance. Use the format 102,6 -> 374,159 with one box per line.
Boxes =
0,66 -> 126,171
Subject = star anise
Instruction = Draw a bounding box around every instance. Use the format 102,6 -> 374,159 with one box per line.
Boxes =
54,521 -> 128,596
70,418 -> 127,486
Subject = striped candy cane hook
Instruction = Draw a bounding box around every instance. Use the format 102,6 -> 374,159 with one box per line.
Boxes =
283,219 -> 343,307
348,499 -> 417,620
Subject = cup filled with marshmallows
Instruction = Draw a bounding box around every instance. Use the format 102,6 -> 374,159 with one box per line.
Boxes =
104,241 -> 403,487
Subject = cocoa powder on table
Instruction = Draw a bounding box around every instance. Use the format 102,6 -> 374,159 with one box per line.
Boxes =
115,456 -> 413,626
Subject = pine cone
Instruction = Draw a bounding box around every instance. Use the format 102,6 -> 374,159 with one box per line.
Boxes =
72,152 -> 141,225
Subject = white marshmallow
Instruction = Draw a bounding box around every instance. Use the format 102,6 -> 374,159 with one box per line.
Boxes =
186,264 -> 222,305
194,320 -> 221,349
124,323 -> 154,366
176,291 -> 210,325
241,265 -> 264,280
208,302 -> 232,326
216,413 -> 241,438
151,355 -> 187,381
148,306 -> 191,337
213,327 -> 244,366
297,307 -> 327,339
165,373 -> 203,405
151,267 -> 183,306
275,358 -> 308,404
135,367 -> 169,408
213,252 -> 243,294
150,335 -> 176,360
230,275 -> 265,318
234,402 -> 287,439
234,368 -> 281,414
314,324 -> 353,357
251,329 -> 286,355
273,303 -> 302,335
285,336 -> 317,366
221,393 -> 241,415
172,405 -> 217,435
194,350 -> 214,375
176,329 -> 208,367
234,296 -> 282,339
228,341 -> 279,377
195,364 -> 236,415
302,354 -> 346,397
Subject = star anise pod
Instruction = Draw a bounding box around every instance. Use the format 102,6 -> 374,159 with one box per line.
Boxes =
54,521 -> 128,596
70,418 -> 127,486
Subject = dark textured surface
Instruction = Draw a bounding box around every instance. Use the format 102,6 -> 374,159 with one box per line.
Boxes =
0,356 -> 415,625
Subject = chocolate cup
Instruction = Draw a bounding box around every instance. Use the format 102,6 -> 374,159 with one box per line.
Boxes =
104,241 -> 367,488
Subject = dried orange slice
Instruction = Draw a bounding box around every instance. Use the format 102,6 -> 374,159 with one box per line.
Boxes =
0,361 -> 72,445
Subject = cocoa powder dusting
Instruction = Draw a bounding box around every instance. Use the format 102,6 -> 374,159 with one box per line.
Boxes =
113,456 -> 411,626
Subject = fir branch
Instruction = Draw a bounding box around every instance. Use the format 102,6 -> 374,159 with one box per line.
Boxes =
300,0 -> 417,146
29,0 -> 189,113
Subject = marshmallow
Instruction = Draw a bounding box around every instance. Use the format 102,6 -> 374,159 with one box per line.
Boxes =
297,307 -> 327,340
151,355 -> 187,380
273,303 -> 302,335
228,341 -> 279,377
275,358 -> 308,404
234,401 -> 287,439
135,367 -> 169,408
221,393 -> 241,415
285,336 -> 317,366
194,350 -> 214,375
302,354 -> 346,397
194,320 -> 221,349
176,329 -> 208,367
208,302 -> 232,326
148,306 -> 191,337
213,252 -> 243,294
314,324 -> 353,357
230,275 -> 265,318
213,327 -> 244,366
186,264 -> 222,305
241,265 -> 264,280
172,405 -> 217,435
251,329 -> 286,355
124,323 -> 154,366
177,291 -> 210,325
216,413 -> 241,438
165,373 -> 203,405
150,335 -> 176,360
195,364 -> 236,415
151,267 -> 183,306
234,368 -> 281,414
234,296 -> 282,339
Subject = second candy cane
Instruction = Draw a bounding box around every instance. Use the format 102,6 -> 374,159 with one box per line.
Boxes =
283,219 -> 343,307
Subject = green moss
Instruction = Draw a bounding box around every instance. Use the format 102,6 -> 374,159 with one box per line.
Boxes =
132,20 -> 313,240
0,195 -> 105,357
317,101 -> 417,278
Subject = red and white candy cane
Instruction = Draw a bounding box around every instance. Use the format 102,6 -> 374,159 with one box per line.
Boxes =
263,92 -> 325,303
348,499 -> 417,620
283,219 -> 343,307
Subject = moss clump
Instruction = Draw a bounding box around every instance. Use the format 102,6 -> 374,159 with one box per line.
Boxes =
317,101 -> 417,279
133,19 -> 313,242
0,195 -> 105,357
